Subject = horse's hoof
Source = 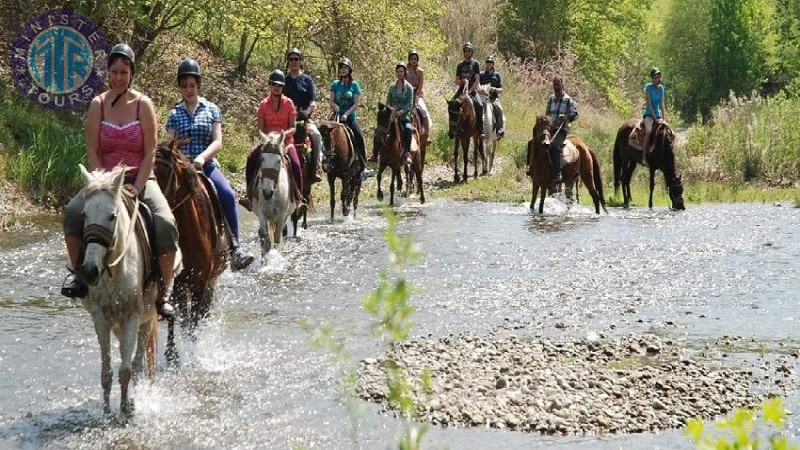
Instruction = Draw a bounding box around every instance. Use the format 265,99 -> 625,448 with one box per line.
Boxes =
376,192 -> 383,202
481,170 -> 489,176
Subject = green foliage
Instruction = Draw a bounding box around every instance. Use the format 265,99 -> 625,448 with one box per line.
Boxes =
686,398 -> 798,450
497,0 -> 569,61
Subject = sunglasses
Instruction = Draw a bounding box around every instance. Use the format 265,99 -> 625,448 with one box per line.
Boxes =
269,82 -> 283,87
288,57 -> 300,62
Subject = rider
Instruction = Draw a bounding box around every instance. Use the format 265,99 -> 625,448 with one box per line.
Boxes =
165,59 -> 254,271
543,77 -> 578,185
284,48 -> 322,183
480,55 -> 505,139
332,57 -> 369,169
255,69 -> 306,214
641,67 -> 666,153
61,43 -> 179,317
385,62 -> 415,165
454,42 -> 483,138
406,49 -> 432,140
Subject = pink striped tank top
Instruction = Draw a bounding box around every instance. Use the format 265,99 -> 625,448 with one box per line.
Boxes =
99,93 -> 144,179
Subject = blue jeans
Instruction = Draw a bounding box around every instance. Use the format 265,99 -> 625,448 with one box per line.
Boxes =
204,164 -> 240,244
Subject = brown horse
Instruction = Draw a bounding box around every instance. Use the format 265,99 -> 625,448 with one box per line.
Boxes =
293,119 -> 318,229
318,120 -> 363,221
613,120 -> 686,210
373,103 -> 425,205
528,115 -> 607,214
411,109 -> 429,170
154,139 -> 230,362
446,94 -> 486,182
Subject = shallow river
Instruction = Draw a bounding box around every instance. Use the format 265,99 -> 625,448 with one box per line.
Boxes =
1,199 -> 799,449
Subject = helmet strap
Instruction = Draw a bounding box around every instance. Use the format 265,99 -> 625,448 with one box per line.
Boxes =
111,89 -> 126,107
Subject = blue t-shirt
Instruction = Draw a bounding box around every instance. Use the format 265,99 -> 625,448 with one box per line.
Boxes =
284,73 -> 316,111
643,82 -> 665,118
165,97 -> 222,167
331,79 -> 362,120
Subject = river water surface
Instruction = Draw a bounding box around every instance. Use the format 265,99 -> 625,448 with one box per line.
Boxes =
1,200 -> 799,449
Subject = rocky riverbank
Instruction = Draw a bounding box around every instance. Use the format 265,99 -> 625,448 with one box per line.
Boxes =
358,334 -> 797,435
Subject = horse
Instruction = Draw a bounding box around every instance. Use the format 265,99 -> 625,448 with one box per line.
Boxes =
613,119 -> 686,210
446,94 -> 486,182
528,115 -> 607,214
251,132 -> 297,258
154,139 -> 229,362
476,84 -> 498,174
293,119 -> 318,229
318,120 -> 363,222
411,108 -> 430,170
77,165 -> 160,417
374,103 -> 425,206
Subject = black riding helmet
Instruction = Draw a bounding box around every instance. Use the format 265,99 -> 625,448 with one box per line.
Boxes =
650,67 -> 662,77
408,49 -> 420,60
177,58 -> 202,83
463,42 -> 474,52
287,48 -> 302,59
269,69 -> 286,86
109,43 -> 136,77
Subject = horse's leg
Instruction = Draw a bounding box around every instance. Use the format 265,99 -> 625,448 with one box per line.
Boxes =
390,169 -> 396,207
353,180 -> 361,218
92,316 -> 113,415
453,139 -> 460,183
622,162 -> 636,208
132,319 -> 151,383
377,161 -> 386,202
292,212 -> 299,237
462,138 -> 469,182
329,177 -> 336,223
579,161 -> 601,214
118,315 -> 139,417
539,187 -> 546,214
341,176 -> 350,216
416,162 -> 425,204
479,138 -> 488,176
649,167 -> 656,209
530,184 -> 539,210
146,319 -> 157,379
403,165 -> 410,198
165,316 -> 179,366
274,218 -> 283,246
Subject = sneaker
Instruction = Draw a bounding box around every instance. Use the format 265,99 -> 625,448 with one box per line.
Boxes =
231,247 -> 254,271
61,273 -> 87,298
361,168 -> 375,180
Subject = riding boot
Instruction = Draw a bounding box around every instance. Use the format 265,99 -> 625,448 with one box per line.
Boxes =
549,144 -> 563,185
309,139 -> 322,183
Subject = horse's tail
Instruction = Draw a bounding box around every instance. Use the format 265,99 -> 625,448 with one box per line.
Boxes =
589,148 -> 607,213
613,127 -> 624,195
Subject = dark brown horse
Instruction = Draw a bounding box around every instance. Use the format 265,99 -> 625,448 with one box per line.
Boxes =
373,103 -> 425,205
411,109 -> 429,170
613,120 -> 685,210
528,115 -> 607,214
293,119 -> 318,230
446,94 -> 486,182
154,139 -> 230,362
318,120 -> 363,221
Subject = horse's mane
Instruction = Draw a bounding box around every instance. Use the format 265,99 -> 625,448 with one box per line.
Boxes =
84,166 -> 125,197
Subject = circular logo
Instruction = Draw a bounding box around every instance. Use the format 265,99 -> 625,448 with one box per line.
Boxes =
9,10 -> 108,110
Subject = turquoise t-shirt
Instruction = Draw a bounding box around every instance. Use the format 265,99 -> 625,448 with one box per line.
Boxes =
643,82 -> 665,118
331,79 -> 362,120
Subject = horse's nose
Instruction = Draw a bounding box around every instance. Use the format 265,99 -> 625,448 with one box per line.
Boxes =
80,263 -> 100,286
262,187 -> 274,200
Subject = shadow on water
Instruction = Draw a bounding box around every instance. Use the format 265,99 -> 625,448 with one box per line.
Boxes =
527,215 -> 599,234
0,405 -> 112,447
0,215 -> 61,251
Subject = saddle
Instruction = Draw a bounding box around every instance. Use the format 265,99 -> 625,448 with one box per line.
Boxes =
629,120 -> 675,154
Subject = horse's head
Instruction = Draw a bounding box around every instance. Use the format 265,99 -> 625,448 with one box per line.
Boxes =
533,115 -> 553,150
446,96 -> 467,139
373,103 -> 396,153
154,138 -> 197,202
476,83 -> 491,100
295,119 -> 308,149
78,164 -> 127,286
257,131 -> 285,201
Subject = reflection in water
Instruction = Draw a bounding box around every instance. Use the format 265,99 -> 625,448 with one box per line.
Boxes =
0,201 -> 799,449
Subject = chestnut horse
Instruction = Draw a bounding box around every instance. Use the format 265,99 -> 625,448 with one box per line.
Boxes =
613,120 -> 685,210
293,119 -> 318,229
154,139 -> 230,362
528,115 -> 607,214
373,103 -> 425,206
318,120 -> 363,221
446,94 -> 486,182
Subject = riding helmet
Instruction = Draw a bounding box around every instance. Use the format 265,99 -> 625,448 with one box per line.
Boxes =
395,61 -> 407,72
177,58 -> 202,82
269,69 -> 286,86
650,67 -> 662,77
338,57 -> 353,70
485,55 -> 495,63
109,43 -> 136,75
408,49 -> 420,60
463,42 -> 474,51
287,48 -> 302,59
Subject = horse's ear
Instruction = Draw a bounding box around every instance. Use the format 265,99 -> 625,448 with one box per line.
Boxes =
79,164 -> 92,185
112,167 -> 126,194
259,130 -> 269,144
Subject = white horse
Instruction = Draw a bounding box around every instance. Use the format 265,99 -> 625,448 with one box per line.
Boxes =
477,84 -> 497,174
253,132 -> 297,259
78,165 -> 163,417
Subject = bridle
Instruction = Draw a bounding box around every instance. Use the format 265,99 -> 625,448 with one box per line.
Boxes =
258,143 -> 283,184
82,192 -> 139,276
155,149 -> 193,212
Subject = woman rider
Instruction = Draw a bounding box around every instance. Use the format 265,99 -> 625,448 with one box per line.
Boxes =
61,43 -> 179,317
255,69 -> 306,213
385,61 -> 415,165
405,49 -> 432,140
165,59 -> 254,271
331,57 -> 369,171
642,67 -> 666,153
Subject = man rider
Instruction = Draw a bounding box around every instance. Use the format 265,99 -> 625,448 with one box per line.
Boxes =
479,55 -> 505,139
284,47 -> 322,183
544,77 -> 577,185
454,42 -> 483,137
